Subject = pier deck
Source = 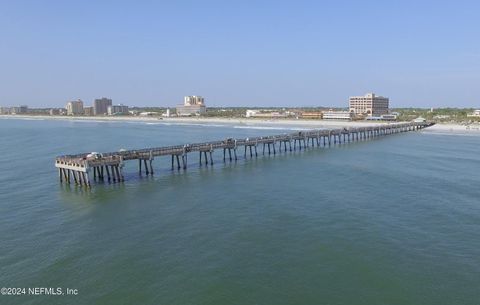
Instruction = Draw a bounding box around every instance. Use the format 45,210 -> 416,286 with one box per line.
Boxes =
55,122 -> 433,187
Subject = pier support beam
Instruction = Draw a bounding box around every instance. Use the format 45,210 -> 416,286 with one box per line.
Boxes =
244,144 -> 256,159
223,148 -> 235,161
181,154 -> 188,169
143,160 -> 149,175
200,150 -> 213,165
85,171 -> 91,187
62,168 -> 70,184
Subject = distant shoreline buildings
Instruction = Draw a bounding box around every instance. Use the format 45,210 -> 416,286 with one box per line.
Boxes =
245,92 -> 392,121
1,95 -> 208,118
3,92 -> 478,123
176,96 -> 207,116
64,97 -> 130,116
0,105 -> 28,115
0,92 -> 394,121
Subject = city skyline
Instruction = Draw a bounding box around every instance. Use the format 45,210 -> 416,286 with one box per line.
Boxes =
1,1 -> 479,107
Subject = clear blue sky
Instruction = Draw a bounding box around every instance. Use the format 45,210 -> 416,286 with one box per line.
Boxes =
1,0 -> 479,108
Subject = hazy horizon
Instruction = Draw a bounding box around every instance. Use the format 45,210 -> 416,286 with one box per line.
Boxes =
1,1 -> 479,108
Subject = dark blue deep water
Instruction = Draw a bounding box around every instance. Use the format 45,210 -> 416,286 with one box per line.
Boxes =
0,118 -> 479,305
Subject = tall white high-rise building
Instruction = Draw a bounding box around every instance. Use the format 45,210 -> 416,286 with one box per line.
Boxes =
183,96 -> 205,106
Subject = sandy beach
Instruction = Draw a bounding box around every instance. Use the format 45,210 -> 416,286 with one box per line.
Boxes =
1,114 -> 479,134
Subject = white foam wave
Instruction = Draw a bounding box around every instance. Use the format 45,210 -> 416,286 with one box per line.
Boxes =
421,130 -> 480,137
233,125 -> 311,131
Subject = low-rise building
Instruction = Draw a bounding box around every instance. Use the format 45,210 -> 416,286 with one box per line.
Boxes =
366,114 -> 398,121
84,106 -> 94,116
322,110 -> 353,120
246,109 -> 257,118
433,115 -> 451,120
162,108 -> 171,117
467,110 -> 480,117
108,104 -> 129,115
413,117 -> 427,123
300,112 -> 323,119
380,114 -> 397,121
254,111 -> 285,118
139,112 -> 158,116
245,109 -> 289,118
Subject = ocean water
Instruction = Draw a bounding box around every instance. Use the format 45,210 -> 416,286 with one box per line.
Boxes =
0,118 -> 479,305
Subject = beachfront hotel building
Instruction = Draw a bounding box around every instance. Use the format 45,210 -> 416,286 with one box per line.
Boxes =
349,93 -> 389,117
93,97 -> 112,116
66,99 -> 84,116
176,96 -> 207,116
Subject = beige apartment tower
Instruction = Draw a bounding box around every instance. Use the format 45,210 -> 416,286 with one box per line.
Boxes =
349,93 -> 389,117
66,99 -> 84,116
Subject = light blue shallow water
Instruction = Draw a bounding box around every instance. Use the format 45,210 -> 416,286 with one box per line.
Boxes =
0,118 -> 479,305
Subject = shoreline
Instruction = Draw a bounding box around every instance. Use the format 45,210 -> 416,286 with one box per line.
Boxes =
0,114 -> 393,127
1,114 -> 479,133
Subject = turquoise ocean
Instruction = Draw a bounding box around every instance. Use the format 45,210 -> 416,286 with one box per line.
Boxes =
0,118 -> 479,305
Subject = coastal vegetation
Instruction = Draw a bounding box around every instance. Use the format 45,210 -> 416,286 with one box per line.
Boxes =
392,108 -> 480,123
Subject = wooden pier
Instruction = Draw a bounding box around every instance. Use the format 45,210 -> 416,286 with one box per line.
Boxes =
55,122 -> 434,187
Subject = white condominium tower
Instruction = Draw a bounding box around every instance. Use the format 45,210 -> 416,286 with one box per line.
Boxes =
183,96 -> 205,106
